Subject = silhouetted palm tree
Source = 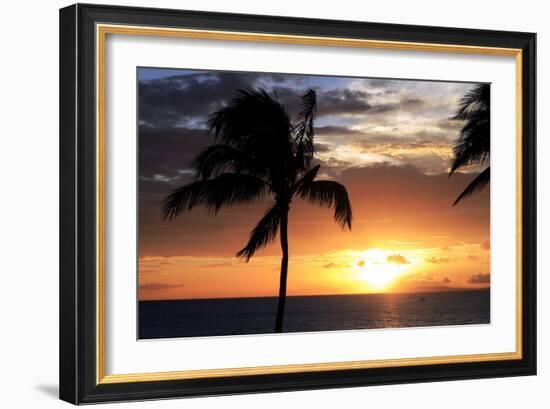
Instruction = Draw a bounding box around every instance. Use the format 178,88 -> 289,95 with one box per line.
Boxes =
163,89 -> 353,333
449,84 -> 490,206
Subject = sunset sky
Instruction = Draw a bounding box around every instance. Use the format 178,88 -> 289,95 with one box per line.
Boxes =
138,68 -> 490,301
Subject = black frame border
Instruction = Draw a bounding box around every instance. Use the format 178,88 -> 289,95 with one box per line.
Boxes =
60,3 -> 536,404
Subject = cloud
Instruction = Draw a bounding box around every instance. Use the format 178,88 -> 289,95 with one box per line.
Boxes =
315,88 -> 425,118
139,125 -> 211,183
139,282 -> 185,291
467,255 -> 480,262
348,133 -> 454,175
138,68 -> 477,187
136,68 -> 488,263
316,89 -> 379,116
357,260 -> 365,267
481,239 -> 490,250
314,121 -> 458,175
138,69 -> 477,179
139,71 -> 260,126
425,256 -> 450,264
467,273 -> 490,284
315,125 -> 358,136
386,254 -> 410,265
323,262 -> 351,269
138,70 -> 325,129
313,142 -> 332,152
140,173 -> 191,184
202,262 -> 234,268
442,277 -> 451,283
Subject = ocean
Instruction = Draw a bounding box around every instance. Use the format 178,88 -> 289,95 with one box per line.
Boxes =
138,289 -> 490,339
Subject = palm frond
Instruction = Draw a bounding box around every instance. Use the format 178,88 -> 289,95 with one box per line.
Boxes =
208,88 -> 292,154
294,89 -> 317,169
453,167 -> 490,206
449,119 -> 490,174
453,84 -> 490,120
298,180 -> 352,229
293,165 -> 320,193
236,204 -> 281,261
449,83 -> 490,176
191,144 -> 267,180
163,173 -> 267,220
207,88 -> 295,188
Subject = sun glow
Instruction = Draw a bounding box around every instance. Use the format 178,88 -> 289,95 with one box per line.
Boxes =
355,248 -> 414,290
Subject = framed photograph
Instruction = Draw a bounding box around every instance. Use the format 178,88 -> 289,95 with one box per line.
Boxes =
59,3 -> 536,404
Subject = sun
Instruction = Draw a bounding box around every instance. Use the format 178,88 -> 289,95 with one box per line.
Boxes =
358,264 -> 403,289
355,249 -> 412,290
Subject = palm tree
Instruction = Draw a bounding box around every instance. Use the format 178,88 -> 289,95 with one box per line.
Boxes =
449,83 -> 490,206
162,89 -> 353,333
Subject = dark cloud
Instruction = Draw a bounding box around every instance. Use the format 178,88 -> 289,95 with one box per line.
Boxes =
401,97 -> 424,106
139,125 -> 210,180
315,125 -> 358,136
316,89 -> 376,116
138,70 -> 456,181
313,142 -> 332,152
315,89 -> 424,117
442,277 -> 451,283
139,72 -> 254,126
467,273 -> 490,284
138,71 -> 313,128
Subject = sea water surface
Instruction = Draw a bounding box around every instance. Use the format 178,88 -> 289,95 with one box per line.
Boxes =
138,289 -> 490,339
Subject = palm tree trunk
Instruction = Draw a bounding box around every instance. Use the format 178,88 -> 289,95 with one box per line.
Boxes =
275,207 -> 289,333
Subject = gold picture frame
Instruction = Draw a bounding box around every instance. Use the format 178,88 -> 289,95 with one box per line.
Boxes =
60,4 -> 536,404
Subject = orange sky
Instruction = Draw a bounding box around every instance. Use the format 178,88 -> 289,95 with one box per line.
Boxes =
138,69 -> 490,301
138,165 -> 489,300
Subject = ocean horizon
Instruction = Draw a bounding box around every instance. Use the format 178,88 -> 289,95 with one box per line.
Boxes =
139,288 -> 490,339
